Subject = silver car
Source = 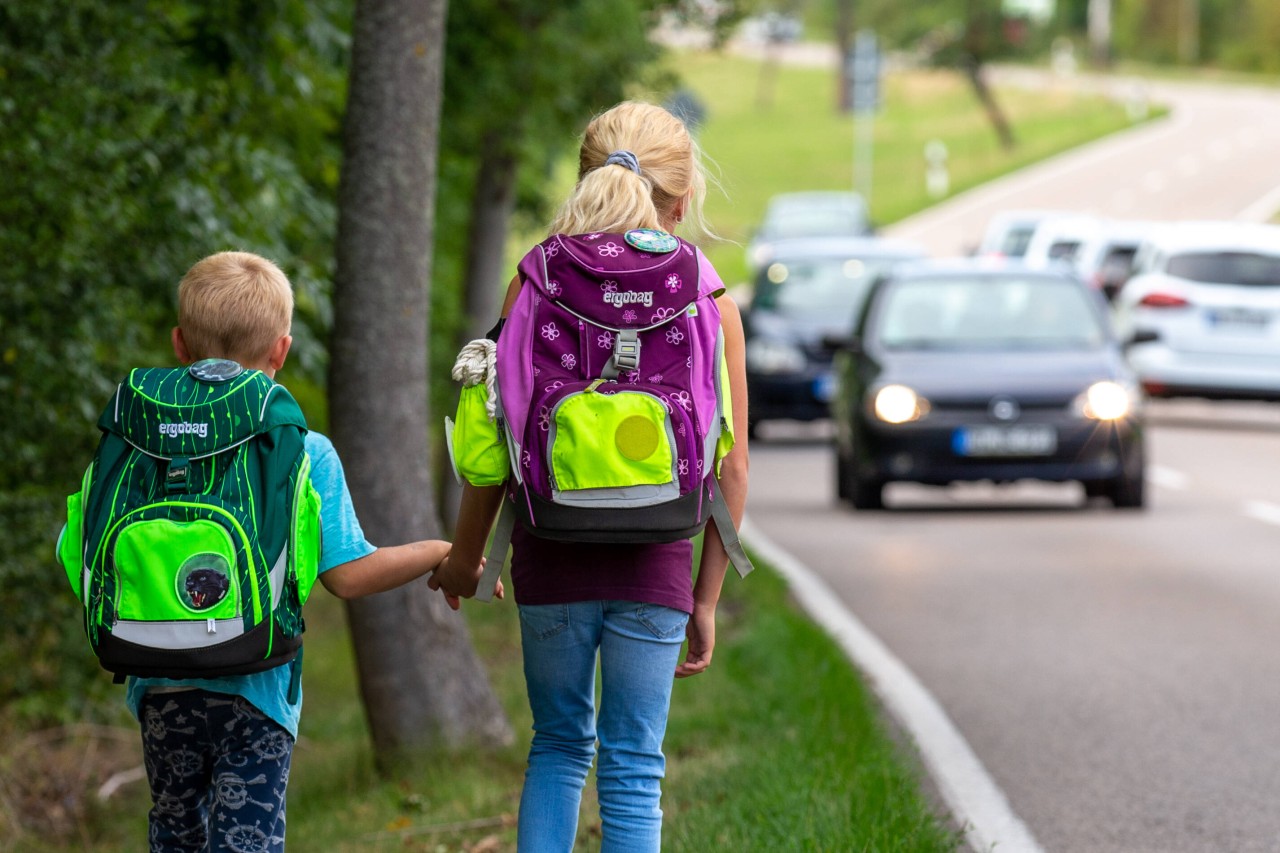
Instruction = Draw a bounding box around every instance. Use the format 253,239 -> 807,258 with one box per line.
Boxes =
1113,221 -> 1280,400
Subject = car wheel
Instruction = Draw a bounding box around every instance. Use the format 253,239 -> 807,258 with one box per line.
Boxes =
850,472 -> 885,511
1108,467 -> 1145,509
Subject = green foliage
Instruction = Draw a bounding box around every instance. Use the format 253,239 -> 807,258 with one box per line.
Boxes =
0,0 -> 348,725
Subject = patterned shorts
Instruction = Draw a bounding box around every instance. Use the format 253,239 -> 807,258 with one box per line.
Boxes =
139,690 -> 294,853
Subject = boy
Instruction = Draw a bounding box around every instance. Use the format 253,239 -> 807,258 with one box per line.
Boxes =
107,251 -> 461,851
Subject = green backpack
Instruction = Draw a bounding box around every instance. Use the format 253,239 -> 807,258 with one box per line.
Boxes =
58,359 -> 322,691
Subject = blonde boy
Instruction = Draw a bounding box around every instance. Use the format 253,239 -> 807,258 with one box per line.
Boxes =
125,251 -> 457,852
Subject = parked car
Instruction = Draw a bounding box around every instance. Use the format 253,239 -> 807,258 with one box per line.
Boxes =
746,191 -> 872,272
1114,221 -> 1280,400
743,236 -> 927,436
1022,213 -> 1104,268
829,259 -> 1146,509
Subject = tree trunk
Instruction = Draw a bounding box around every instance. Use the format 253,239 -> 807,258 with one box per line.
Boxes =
330,0 -> 512,772
440,139 -> 518,531
463,138 -> 518,342
963,56 -> 1016,151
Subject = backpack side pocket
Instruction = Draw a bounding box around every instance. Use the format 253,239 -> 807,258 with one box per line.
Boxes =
448,384 -> 511,487
59,462 -> 94,601
292,454 -> 321,607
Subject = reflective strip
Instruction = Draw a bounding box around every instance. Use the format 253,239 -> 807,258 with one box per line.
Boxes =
269,547 -> 287,609
551,481 -> 680,508
112,618 -> 245,648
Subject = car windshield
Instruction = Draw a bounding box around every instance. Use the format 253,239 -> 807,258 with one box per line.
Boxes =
1165,251 -> 1280,286
875,277 -> 1105,351
997,225 -> 1037,257
752,255 -> 899,321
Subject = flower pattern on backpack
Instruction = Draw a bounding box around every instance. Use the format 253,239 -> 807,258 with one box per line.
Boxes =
540,322 -> 560,341
601,279 -> 618,294
666,327 -> 684,345
546,279 -> 562,297
597,331 -> 614,349
622,309 -> 638,323
666,273 -> 682,293
651,307 -> 676,323
561,353 -> 577,370
598,241 -> 624,258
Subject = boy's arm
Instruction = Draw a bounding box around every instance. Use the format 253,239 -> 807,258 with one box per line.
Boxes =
676,294 -> 750,678
320,539 -> 450,600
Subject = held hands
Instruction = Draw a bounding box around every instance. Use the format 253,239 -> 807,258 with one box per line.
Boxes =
427,551 -> 503,610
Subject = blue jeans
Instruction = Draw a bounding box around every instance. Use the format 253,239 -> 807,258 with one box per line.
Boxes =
139,690 -> 293,853
517,600 -> 690,853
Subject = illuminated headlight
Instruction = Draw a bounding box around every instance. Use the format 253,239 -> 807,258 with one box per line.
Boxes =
872,384 -> 929,424
746,338 -> 806,374
1075,380 -> 1138,421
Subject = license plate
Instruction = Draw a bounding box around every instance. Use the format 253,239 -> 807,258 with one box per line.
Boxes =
813,372 -> 835,402
1206,307 -> 1270,331
953,425 -> 1057,457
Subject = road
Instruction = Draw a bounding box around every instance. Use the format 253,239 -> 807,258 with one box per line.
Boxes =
741,70 -> 1280,852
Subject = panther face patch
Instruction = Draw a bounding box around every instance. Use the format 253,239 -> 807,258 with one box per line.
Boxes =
176,554 -> 231,611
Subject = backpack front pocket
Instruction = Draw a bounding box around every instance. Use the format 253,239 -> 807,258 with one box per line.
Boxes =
100,500 -> 258,648
548,386 -> 679,504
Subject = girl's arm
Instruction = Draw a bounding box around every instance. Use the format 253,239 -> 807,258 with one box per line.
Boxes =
677,292 -> 750,678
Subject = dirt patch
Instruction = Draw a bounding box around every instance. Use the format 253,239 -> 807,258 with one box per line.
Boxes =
0,723 -> 144,845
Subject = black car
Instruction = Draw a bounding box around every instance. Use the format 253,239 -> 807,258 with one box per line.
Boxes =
743,236 -> 926,437
829,259 -> 1146,509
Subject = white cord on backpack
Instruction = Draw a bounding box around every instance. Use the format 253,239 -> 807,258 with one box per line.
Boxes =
452,339 -> 498,420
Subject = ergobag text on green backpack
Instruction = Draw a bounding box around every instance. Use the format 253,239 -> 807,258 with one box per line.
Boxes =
58,359 -> 321,686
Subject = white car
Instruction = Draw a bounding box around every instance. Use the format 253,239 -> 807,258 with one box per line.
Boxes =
1113,221 -> 1280,400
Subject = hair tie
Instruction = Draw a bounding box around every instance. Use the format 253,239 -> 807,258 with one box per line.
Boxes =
604,150 -> 641,176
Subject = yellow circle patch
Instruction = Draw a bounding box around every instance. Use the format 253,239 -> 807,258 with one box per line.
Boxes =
615,415 -> 660,461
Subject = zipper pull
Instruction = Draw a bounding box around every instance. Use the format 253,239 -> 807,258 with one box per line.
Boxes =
207,618 -> 217,635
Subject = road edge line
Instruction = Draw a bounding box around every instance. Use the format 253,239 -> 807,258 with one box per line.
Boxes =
740,515 -> 1045,853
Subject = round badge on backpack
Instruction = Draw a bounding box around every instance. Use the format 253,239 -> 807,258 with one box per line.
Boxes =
624,229 -> 678,254
188,358 -> 245,383
176,554 -> 232,611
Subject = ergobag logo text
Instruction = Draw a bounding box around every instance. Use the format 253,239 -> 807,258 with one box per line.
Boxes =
469,230 -> 753,599
58,360 -> 321,695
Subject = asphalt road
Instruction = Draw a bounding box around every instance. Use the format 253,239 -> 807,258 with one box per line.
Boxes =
741,71 -> 1280,852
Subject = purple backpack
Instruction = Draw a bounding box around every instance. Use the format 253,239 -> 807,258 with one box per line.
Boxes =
475,229 -> 753,599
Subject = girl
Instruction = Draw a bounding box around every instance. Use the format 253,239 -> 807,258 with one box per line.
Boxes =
437,100 -> 749,852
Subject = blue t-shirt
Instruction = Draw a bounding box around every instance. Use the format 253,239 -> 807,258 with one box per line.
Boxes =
124,431 -> 375,737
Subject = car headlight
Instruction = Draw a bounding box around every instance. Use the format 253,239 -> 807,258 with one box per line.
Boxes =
872,384 -> 929,424
746,338 -> 807,374
1074,380 -> 1139,420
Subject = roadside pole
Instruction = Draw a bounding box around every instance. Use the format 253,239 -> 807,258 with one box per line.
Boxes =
849,30 -> 880,207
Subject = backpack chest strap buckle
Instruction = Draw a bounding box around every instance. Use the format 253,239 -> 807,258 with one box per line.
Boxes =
165,457 -> 191,494
603,329 -> 640,379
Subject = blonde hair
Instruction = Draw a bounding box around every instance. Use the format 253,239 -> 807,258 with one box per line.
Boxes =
548,101 -> 714,242
177,251 -> 293,364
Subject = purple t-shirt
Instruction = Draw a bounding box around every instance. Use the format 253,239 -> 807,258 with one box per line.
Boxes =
510,524 -> 694,613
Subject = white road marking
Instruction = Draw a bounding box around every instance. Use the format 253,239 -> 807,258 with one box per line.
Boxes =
1149,465 -> 1190,490
1243,500 -> 1280,527
741,516 -> 1045,853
